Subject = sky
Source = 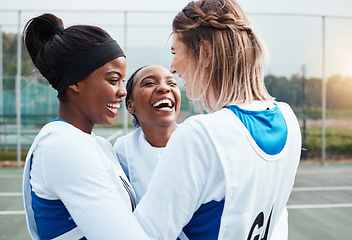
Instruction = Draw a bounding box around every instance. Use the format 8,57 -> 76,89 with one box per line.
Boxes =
1,0 -> 352,16
1,0 -> 352,78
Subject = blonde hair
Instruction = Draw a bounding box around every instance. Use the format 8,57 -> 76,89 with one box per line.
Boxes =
172,0 -> 274,112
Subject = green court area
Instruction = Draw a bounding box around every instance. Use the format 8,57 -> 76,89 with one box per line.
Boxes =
0,168 -> 30,239
287,163 -> 352,240
1,164 -> 352,239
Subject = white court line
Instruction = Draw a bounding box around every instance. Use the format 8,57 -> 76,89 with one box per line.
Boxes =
287,203 -> 352,209
105,129 -> 123,142
0,210 -> 25,215
0,192 -> 22,196
297,169 -> 352,175
292,186 -> 352,191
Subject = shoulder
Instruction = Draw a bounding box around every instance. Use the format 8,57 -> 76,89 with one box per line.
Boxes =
34,122 -> 105,166
175,109 -> 234,138
275,101 -> 292,111
30,122 -> 115,193
275,102 -> 300,127
185,109 -> 231,123
275,101 -> 297,118
113,128 -> 143,151
167,110 -> 229,152
34,122 -> 91,150
113,128 -> 144,168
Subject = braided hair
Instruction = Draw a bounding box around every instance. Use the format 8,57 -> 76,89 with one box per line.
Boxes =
172,0 -> 273,112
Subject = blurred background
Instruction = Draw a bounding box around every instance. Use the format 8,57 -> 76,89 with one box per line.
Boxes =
0,1 -> 352,240
0,0 -> 352,166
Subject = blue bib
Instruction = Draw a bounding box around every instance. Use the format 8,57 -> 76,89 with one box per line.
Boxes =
226,104 -> 288,155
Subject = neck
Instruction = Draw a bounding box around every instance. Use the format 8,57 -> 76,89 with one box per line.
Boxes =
57,103 -> 93,134
141,123 -> 178,148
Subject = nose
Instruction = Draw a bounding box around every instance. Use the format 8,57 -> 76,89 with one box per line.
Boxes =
117,85 -> 127,97
156,82 -> 171,94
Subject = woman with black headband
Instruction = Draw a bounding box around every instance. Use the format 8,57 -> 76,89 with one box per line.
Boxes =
22,13 -> 152,239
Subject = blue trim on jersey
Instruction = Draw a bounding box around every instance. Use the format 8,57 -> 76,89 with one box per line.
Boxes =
31,191 -> 85,240
182,199 -> 225,240
29,154 -> 86,240
226,104 -> 287,155
51,118 -> 69,124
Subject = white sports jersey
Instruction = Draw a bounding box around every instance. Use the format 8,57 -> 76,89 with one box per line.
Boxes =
114,127 -> 163,201
115,126 -> 288,240
133,101 -> 301,240
115,127 -> 191,240
23,120 -> 152,240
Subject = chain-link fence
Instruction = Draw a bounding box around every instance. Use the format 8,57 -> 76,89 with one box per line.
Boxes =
1,10 -> 352,165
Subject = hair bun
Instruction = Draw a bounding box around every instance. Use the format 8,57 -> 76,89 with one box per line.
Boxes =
53,27 -> 65,35
23,13 -> 64,64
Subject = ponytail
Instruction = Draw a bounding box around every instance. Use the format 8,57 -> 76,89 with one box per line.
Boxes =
23,13 -> 64,67
23,13 -> 116,98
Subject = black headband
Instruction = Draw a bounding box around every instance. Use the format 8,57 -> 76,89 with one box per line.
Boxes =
49,40 -> 125,96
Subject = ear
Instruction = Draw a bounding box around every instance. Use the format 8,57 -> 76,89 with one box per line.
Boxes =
126,99 -> 135,114
68,83 -> 80,93
200,39 -> 212,68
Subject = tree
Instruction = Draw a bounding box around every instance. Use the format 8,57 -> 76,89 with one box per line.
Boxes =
2,32 -> 34,77
327,75 -> 352,109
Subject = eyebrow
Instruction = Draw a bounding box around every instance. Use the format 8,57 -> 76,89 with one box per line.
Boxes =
106,70 -> 122,77
141,74 -> 176,82
165,75 -> 176,80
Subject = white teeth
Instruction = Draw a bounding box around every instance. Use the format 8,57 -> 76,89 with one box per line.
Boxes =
107,103 -> 120,111
153,99 -> 172,108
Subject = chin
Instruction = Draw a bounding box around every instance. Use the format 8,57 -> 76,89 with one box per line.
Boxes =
101,118 -> 115,127
106,121 -> 115,127
186,92 -> 196,100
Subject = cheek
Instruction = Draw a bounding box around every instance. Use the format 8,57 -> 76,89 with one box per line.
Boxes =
133,91 -> 151,111
185,89 -> 194,100
174,91 -> 182,106
173,56 -> 183,71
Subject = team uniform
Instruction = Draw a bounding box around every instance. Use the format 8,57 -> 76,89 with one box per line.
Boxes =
114,127 -> 163,201
23,120 -> 150,240
115,127 -> 288,240
114,127 -> 190,240
115,106 -> 289,240
132,101 -> 301,240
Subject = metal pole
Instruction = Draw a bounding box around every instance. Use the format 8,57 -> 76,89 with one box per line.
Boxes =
321,16 -> 326,165
0,25 -> 3,120
48,84 -> 52,121
0,25 -> 3,159
301,65 -> 307,159
123,11 -> 128,134
16,11 -> 22,167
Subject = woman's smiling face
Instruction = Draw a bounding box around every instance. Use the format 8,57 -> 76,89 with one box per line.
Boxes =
170,33 -> 199,100
73,56 -> 127,132
127,65 -> 181,129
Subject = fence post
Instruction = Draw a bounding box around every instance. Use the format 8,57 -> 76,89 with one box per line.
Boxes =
123,11 -> 128,134
321,15 -> 326,165
301,65 -> 307,159
0,25 -> 3,120
0,25 -> 3,160
16,10 -> 22,167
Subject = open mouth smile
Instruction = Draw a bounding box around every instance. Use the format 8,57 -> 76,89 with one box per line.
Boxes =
106,102 -> 121,116
152,98 -> 175,112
